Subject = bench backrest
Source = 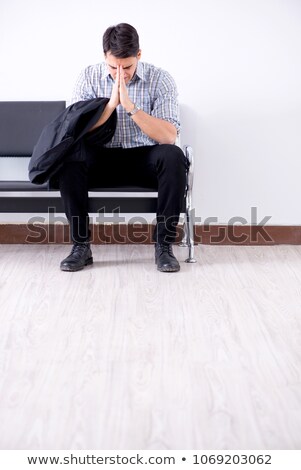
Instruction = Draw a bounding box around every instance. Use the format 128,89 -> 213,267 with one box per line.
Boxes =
0,101 -> 66,156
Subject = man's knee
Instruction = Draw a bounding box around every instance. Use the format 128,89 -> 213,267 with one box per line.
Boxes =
57,162 -> 88,194
59,161 -> 87,179
155,144 -> 186,169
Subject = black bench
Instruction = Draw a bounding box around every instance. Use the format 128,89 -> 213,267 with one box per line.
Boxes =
0,101 -> 196,261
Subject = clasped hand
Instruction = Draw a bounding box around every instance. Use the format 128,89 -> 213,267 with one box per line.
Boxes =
109,65 -> 133,113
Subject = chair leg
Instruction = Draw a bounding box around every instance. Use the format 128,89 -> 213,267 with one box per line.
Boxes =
179,215 -> 188,247
179,144 -> 197,263
184,206 -> 197,263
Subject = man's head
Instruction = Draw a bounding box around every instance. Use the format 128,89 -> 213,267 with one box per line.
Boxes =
103,23 -> 141,83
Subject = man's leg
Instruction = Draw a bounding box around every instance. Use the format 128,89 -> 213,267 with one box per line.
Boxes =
122,144 -> 187,272
57,146 -> 124,271
147,145 -> 187,272
149,144 -> 187,245
59,161 -> 90,242
58,160 -> 92,271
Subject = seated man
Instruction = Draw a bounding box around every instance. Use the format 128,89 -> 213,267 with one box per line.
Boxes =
59,22 -> 187,273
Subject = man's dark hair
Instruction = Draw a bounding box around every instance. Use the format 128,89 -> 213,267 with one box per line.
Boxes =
103,23 -> 140,58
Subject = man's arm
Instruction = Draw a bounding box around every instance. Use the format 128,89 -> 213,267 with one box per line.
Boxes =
119,68 -> 177,145
88,66 -> 120,132
71,67 -> 96,104
126,108 -> 177,145
88,102 -> 116,132
89,65 -> 178,143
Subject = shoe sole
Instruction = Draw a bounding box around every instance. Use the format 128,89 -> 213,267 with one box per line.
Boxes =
155,256 -> 180,273
156,264 -> 180,273
60,257 -> 93,272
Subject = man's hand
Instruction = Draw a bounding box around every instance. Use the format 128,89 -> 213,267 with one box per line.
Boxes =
88,66 -> 120,132
108,65 -> 120,109
119,66 -> 134,113
108,65 -> 134,112
89,65 -> 135,133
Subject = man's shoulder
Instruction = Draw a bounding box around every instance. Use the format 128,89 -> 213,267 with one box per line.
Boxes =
141,62 -> 174,82
80,62 -> 106,78
141,61 -> 171,77
140,62 -> 177,89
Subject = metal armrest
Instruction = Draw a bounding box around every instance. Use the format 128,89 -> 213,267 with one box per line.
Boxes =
182,144 -> 194,192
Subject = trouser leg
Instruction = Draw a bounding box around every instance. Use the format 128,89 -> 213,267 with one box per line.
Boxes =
150,144 -> 187,244
58,161 -> 90,243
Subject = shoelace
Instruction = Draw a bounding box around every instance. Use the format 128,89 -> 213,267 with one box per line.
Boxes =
71,243 -> 89,255
157,244 -> 173,255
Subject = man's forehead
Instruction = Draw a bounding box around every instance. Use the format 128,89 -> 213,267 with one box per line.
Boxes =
105,53 -> 136,67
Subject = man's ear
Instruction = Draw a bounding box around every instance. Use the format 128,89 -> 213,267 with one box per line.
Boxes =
137,49 -> 142,60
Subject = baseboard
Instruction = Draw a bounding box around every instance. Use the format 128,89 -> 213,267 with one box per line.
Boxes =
0,224 -> 300,245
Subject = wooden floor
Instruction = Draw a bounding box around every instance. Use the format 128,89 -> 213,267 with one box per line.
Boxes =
0,243 -> 301,450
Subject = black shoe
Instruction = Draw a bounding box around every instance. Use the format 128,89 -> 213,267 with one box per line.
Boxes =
155,243 -> 180,272
60,242 -> 93,272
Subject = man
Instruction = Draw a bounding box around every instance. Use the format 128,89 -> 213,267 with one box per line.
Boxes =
59,23 -> 187,273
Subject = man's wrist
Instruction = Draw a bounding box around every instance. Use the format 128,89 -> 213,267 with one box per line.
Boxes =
126,103 -> 141,116
124,102 -> 135,114
108,99 -> 118,110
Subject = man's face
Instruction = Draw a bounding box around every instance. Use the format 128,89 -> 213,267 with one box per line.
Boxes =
105,51 -> 141,84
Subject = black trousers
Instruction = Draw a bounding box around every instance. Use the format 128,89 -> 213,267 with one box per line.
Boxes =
58,144 -> 187,244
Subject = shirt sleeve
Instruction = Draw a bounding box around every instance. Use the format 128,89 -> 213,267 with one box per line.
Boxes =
151,70 -> 181,135
70,67 -> 97,104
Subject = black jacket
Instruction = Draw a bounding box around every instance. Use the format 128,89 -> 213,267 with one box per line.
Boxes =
28,98 -> 116,185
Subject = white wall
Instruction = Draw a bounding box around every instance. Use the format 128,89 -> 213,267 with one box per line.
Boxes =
1,0 -> 301,224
